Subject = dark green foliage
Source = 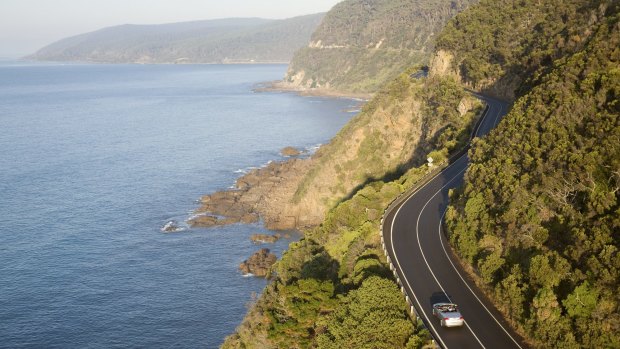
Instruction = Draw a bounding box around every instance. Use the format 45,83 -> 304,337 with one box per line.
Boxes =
447,7 -> 620,347
437,0 -> 618,99
266,278 -> 337,348
316,277 -> 417,349
224,158 -> 442,348
275,239 -> 338,285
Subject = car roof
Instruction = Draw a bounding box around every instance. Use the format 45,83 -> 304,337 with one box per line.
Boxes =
433,302 -> 458,307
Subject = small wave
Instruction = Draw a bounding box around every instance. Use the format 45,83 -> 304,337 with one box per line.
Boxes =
306,144 -> 322,154
187,212 -> 207,221
161,220 -> 186,233
242,273 -> 255,278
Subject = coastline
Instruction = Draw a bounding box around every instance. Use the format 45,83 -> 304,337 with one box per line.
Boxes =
254,79 -> 374,100
20,58 -> 292,65
189,84 -> 366,232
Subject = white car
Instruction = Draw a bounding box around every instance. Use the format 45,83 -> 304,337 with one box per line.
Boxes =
432,303 -> 465,327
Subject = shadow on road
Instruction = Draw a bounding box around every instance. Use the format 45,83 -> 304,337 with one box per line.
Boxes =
430,291 -> 452,306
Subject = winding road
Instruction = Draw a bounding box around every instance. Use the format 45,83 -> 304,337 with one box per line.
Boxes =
382,95 -> 527,348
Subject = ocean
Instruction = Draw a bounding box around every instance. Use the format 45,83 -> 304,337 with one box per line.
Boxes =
0,62 -> 356,348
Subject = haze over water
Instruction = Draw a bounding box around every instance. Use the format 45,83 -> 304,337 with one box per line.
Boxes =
0,62 -> 356,348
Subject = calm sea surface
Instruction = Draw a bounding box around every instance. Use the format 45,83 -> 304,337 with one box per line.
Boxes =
0,62 -> 356,348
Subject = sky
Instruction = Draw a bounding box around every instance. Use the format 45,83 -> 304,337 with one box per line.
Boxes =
0,0 -> 343,58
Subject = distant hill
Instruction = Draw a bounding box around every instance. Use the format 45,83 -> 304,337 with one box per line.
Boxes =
283,0 -> 476,94
27,14 -> 324,64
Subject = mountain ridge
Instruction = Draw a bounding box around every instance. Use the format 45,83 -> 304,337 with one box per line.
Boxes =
27,14 -> 324,64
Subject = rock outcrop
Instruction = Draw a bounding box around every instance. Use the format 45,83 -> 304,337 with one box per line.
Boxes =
239,248 -> 277,277
281,146 -> 301,157
190,157 -> 315,230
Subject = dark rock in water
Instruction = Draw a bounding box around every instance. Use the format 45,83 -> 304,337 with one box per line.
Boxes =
239,248 -> 277,277
281,146 -> 301,157
250,233 -> 280,244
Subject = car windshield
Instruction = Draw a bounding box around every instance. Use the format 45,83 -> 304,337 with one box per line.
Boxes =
437,304 -> 458,312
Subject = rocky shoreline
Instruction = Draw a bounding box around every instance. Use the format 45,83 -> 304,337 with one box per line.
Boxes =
187,88 -> 366,278
187,146 -> 313,230
187,80 -> 369,233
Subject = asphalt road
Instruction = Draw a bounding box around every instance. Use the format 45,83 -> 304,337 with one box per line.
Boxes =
382,95 -> 528,349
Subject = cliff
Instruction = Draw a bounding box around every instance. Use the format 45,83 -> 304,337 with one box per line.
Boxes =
192,71 -> 482,232
281,0 -> 477,94
27,14 -> 324,64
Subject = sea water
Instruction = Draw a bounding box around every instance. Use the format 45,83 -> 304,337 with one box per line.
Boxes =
0,62 -> 357,348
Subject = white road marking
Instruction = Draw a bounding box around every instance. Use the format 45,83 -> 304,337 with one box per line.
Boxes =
413,165 -> 486,349
386,99 -> 517,348
437,190 -> 523,347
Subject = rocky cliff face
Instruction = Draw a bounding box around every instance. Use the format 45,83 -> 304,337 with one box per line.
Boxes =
193,68 -> 481,231
282,0 -> 477,94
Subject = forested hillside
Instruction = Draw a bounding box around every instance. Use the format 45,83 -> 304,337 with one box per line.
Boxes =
27,14 -> 323,64
436,0 -> 617,99
221,0 -> 618,348
283,0 -> 476,94
223,67 -> 484,349
444,0 -> 619,347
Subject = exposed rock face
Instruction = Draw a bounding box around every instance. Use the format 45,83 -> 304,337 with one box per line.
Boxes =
429,50 -> 458,79
239,248 -> 277,277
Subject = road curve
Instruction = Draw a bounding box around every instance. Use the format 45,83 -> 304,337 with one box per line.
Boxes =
382,95 -> 527,349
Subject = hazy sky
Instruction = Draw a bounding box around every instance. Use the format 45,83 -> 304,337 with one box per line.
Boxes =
0,0 -> 343,58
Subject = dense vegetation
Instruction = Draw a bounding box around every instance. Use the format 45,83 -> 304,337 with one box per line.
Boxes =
445,1 -> 619,347
223,0 -> 618,348
222,67 -> 483,348
28,14 -> 323,63
436,0 -> 617,99
285,0 -> 476,94
221,174 -> 430,348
